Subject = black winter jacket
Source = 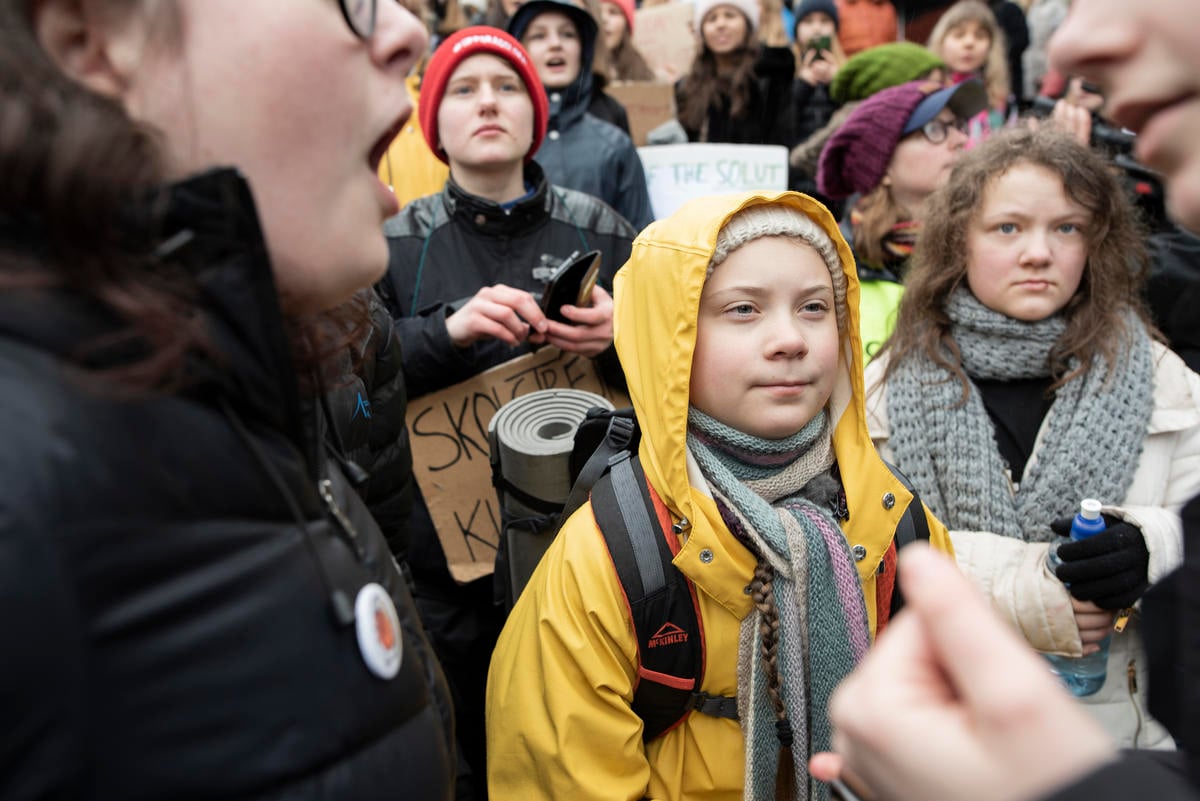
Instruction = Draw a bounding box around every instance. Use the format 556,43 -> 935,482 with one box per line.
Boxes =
0,170 -> 454,801
326,290 -> 416,562
378,161 -> 635,587
676,45 -> 796,146
791,78 -> 838,146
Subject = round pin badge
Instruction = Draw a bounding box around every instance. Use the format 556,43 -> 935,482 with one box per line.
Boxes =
354,582 -> 403,680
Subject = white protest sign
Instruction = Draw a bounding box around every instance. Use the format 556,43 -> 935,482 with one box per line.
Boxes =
637,143 -> 789,219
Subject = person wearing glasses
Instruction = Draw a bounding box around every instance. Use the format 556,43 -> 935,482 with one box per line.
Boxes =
814,79 -> 986,362
0,2 -> 454,800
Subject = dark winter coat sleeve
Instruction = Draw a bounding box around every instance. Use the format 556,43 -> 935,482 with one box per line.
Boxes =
614,147 -> 654,232
1038,753 -> 1197,801
756,45 -> 797,147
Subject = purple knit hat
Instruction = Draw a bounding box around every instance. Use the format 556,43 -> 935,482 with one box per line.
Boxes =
816,79 -> 986,200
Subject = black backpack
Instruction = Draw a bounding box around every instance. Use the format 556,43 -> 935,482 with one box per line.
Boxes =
494,407 -> 931,742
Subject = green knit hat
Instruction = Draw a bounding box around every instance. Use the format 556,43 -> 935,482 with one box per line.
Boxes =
830,42 -> 946,105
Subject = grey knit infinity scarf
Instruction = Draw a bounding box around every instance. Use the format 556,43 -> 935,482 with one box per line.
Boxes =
886,287 -> 1154,542
687,408 -> 868,801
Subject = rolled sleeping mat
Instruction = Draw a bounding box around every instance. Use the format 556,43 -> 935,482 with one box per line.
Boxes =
488,388 -> 614,602
488,388 -> 615,515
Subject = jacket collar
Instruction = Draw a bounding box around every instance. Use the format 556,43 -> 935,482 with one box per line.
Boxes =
546,66 -> 593,131
442,161 -> 553,238
0,168 -> 310,464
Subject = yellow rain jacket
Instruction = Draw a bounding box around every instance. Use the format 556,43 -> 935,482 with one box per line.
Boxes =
377,74 -> 449,210
487,192 -> 952,801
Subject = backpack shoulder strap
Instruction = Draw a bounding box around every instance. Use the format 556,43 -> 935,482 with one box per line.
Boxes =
560,412 -> 637,529
884,460 -> 931,617
592,453 -> 737,742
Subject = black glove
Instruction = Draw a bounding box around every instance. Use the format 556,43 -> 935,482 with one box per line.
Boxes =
1050,516 -> 1150,610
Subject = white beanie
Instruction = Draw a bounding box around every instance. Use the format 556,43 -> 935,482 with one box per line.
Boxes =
693,0 -> 761,36
709,204 -> 848,329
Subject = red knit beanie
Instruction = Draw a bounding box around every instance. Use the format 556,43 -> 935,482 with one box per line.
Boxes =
603,0 -> 637,34
419,27 -> 550,165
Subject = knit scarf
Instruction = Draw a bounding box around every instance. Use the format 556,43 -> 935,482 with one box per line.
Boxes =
687,408 -> 869,801
849,209 -> 921,264
886,287 -> 1155,541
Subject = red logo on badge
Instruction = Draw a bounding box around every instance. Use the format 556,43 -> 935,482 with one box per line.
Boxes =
375,602 -> 396,651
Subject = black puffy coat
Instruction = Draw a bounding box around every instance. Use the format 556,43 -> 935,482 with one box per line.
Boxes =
0,170 -> 454,801
326,290 -> 416,563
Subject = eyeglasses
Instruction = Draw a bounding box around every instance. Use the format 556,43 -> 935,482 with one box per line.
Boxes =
341,0 -> 377,39
918,117 -> 969,144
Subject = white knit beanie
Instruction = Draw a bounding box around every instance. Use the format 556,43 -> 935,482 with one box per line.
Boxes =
709,204 -> 848,329
693,0 -> 761,35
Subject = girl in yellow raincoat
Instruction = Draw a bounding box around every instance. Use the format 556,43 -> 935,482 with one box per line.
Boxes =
487,191 -> 952,801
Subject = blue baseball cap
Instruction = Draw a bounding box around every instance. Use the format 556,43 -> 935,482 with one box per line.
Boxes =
902,79 -> 988,135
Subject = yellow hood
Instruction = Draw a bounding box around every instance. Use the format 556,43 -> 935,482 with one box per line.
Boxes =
613,191 -> 946,627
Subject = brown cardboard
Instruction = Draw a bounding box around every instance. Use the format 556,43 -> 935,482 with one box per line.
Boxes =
407,348 -> 630,583
631,2 -> 697,84
606,81 -> 677,146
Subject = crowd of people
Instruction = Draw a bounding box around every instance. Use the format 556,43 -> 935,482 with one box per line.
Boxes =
4,0 -> 1200,800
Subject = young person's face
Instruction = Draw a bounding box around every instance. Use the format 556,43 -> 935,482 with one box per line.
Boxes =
521,11 -> 582,90
64,0 -> 427,316
940,21 -> 990,74
702,6 -> 749,56
885,108 -> 968,214
691,235 -> 839,440
795,11 -> 835,48
600,2 -> 628,52
437,54 -> 535,171
1050,0 -> 1200,233
966,163 -> 1090,322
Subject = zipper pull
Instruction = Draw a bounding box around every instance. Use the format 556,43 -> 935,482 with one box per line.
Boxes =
1127,659 -> 1138,694
318,478 -> 367,561
1113,607 -> 1133,633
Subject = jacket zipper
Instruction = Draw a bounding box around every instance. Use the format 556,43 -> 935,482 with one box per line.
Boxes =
1126,657 -> 1143,748
318,478 -> 368,562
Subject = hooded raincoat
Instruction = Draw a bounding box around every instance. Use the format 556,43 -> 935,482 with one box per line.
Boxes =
486,191 -> 952,801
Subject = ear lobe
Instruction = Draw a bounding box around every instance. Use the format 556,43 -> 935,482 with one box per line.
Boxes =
33,0 -> 140,101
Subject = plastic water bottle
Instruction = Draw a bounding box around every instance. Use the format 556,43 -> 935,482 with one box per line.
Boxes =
1045,498 -> 1110,696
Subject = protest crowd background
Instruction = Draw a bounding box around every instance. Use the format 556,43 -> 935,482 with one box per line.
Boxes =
4,0 -> 1200,800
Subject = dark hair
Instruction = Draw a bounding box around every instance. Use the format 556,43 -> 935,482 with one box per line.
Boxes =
0,1 -> 369,392
882,127 -> 1153,396
609,36 -> 655,81
678,22 -> 758,136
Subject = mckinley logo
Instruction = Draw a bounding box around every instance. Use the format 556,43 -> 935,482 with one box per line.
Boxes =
648,622 -> 688,648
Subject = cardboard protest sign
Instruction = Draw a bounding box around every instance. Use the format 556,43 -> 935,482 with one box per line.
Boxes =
606,81 -> 676,146
632,2 -> 696,83
407,348 -> 630,584
637,142 -> 789,218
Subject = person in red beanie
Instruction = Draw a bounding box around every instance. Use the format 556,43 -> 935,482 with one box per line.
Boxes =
816,78 -> 986,361
377,26 -> 636,801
